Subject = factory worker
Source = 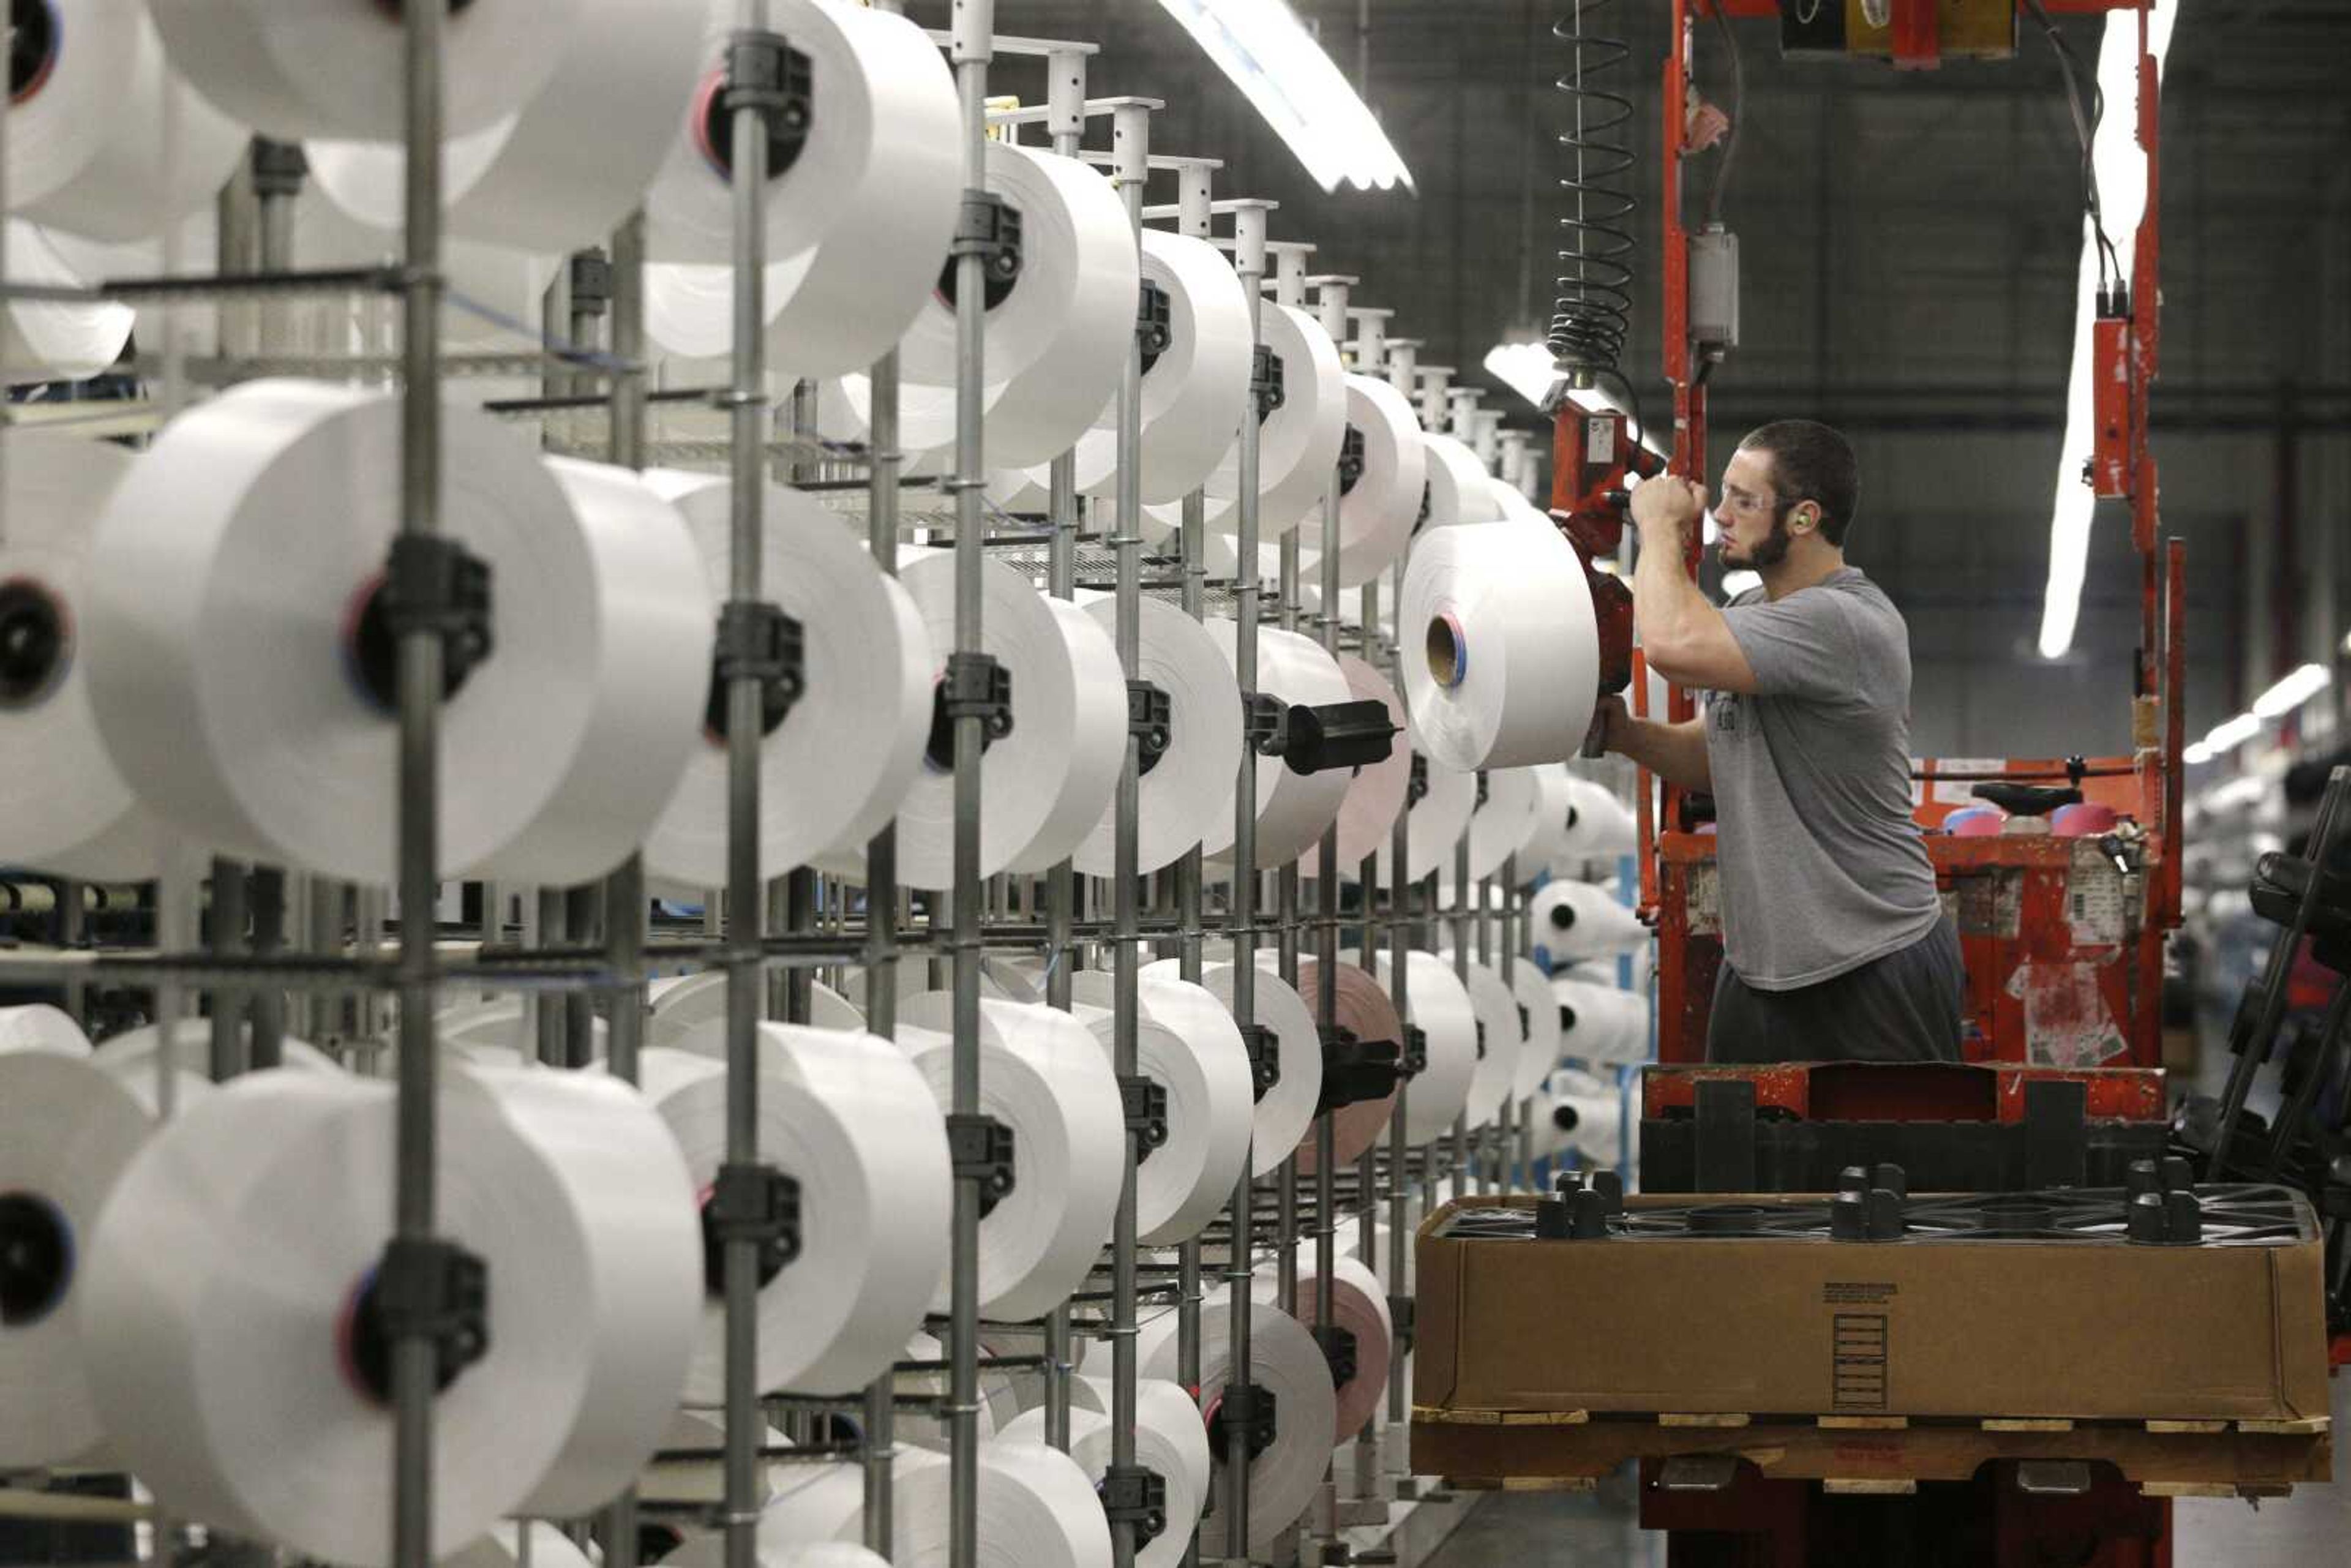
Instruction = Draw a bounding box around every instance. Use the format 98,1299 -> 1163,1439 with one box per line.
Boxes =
1592,419 -> 1963,1064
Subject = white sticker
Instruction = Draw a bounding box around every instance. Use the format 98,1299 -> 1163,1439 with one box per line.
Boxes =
2065,847 -> 2128,947
1584,415 -> 1615,467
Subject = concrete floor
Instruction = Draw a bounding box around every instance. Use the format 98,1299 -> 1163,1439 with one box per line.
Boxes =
1424,1381 -> 2347,1567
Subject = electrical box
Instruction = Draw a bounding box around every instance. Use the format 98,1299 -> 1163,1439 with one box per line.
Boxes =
1689,227 -> 1739,353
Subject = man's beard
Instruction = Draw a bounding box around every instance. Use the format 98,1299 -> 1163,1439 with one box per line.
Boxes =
1717,507 -> 1793,569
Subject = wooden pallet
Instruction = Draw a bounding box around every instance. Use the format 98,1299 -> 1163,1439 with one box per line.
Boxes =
1412,1408 -> 2332,1497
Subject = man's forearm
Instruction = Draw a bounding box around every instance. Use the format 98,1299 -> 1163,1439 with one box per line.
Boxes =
1613,716 -> 1712,792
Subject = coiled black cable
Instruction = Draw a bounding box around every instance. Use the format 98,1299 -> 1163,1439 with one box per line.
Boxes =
1548,0 -> 1637,390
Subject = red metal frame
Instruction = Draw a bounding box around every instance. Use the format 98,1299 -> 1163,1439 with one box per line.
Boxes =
1640,1060 -> 2167,1123
1542,4 -> 2200,1554
1583,0 -> 2184,1071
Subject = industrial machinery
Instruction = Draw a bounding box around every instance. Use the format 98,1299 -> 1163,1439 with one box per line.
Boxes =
1476,1 -> 2345,1562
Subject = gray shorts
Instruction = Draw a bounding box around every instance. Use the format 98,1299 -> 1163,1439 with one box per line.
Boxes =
1707,913 -> 1967,1065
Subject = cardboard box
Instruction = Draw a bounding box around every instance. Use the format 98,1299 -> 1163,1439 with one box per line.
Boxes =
1411,1193 -> 2332,1427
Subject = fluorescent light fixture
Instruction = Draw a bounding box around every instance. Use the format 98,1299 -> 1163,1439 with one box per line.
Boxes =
1482,342 -> 1668,459
1721,570 -> 1761,599
2182,741 -> 2212,766
2035,0 -> 2176,659
2252,662 -> 2331,719
1153,0 -> 1412,193
2202,713 -> 2260,754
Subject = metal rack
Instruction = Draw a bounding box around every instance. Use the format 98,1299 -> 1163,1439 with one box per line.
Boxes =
0,5 -> 1567,1566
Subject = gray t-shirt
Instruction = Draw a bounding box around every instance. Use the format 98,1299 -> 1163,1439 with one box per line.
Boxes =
1703,566 -> 1941,991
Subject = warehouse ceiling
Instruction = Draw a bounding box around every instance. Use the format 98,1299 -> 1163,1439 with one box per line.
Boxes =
987,0 -> 2351,754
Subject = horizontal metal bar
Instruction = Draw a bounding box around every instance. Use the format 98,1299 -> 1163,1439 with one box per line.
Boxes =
921,28 -> 1099,56
1078,150 -> 1222,171
1139,198 -> 1280,220
2,265 -> 404,304
990,97 -> 1160,127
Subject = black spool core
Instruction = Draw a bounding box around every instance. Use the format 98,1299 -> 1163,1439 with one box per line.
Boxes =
1424,615 -> 1466,691
0,1192 -> 70,1327
0,579 -> 67,706
703,661 -> 793,745
343,1271 -> 465,1406
1548,904 -> 1576,931
699,1192 -> 790,1297
1551,1104 -> 1578,1131
10,0 -> 58,105
347,579 -> 475,711
698,64 -> 810,187
1556,1005 -> 1577,1032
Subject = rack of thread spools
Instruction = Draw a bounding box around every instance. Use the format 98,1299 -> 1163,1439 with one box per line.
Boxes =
0,5 -> 1654,1568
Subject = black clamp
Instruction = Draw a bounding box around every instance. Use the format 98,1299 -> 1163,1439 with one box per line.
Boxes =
708,31 -> 814,181
249,138 -> 309,199
707,599 -> 806,741
352,1236 -> 490,1403
1237,1022 -> 1283,1103
1538,1169 -> 1622,1240
364,535 -> 495,708
566,247 -> 612,318
1397,1022 -> 1427,1078
1474,770 -> 1490,808
1471,1019 -> 1487,1062
1316,1025 -> 1403,1116
1120,1074 -> 1169,1163
1251,345 -> 1286,421
1243,690 -> 1290,759
2127,1188 -> 2205,1245
1415,478 -> 1433,534
702,1161 -> 803,1292
1310,1323 -> 1359,1388
1282,699 -> 1399,776
1515,1002 -> 1531,1040
1246,693 -> 1400,777
1337,426 -> 1367,496
940,189 -> 1024,310
1208,1382 -> 1280,1464
1406,752 -> 1429,808
2124,1160 -> 2204,1245
947,1112 -> 1018,1220
1128,678 -> 1173,777
1098,1463 -> 1168,1545
927,650 -> 1014,770
1136,278 -> 1173,375
1829,1164 -> 1908,1244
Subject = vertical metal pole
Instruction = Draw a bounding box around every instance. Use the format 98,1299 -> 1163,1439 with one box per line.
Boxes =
1174,484 -> 1207,1568
390,2 -> 448,1565
1476,874 -> 1496,1191
206,862 -> 246,1081
1105,100 -> 1155,1568
599,204 -> 650,1568
1273,524 -> 1301,1321
1500,855 -> 1524,1192
1171,157 -> 1213,1561
1221,201 -> 1271,1565
1383,558 -> 1412,1446
1450,823 -> 1472,1202
1310,452 -> 1343,1548
860,204 -> 905,1556
1041,57 -> 1087,1465
948,10 -> 995,1566
721,9 -> 774,1568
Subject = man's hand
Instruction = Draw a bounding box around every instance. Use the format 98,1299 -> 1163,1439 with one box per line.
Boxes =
1590,693 -> 1632,757
1629,475 -> 1707,542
